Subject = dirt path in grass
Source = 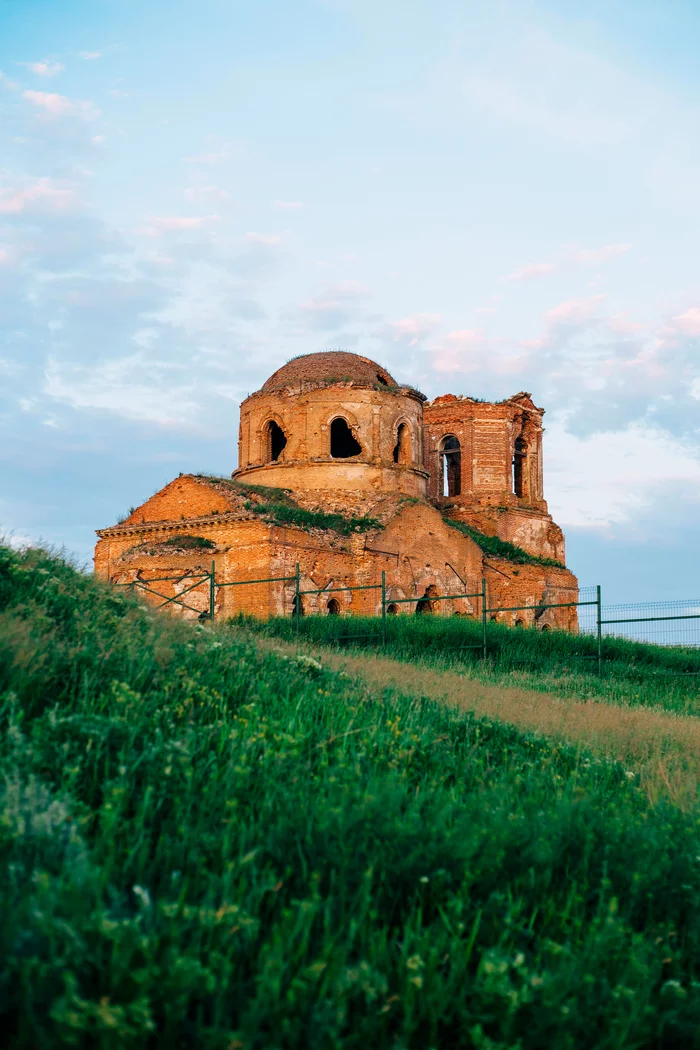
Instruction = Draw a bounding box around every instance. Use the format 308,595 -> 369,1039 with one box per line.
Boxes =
257,635 -> 700,806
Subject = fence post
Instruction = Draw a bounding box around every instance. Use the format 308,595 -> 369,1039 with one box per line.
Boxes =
481,577 -> 488,661
381,570 -> 387,647
209,560 -> 216,621
596,584 -> 602,676
295,562 -> 301,637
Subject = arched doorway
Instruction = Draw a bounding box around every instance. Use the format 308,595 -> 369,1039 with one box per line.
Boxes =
327,598 -> 340,615
386,602 -> 399,616
291,595 -> 305,618
439,435 -> 461,496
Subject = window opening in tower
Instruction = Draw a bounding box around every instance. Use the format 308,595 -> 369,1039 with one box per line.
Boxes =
440,435 -> 461,496
330,418 -> 362,458
513,436 -> 527,498
392,422 -> 411,464
266,420 -> 287,463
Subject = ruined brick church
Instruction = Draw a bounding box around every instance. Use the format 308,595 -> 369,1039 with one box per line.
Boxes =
95,351 -> 577,626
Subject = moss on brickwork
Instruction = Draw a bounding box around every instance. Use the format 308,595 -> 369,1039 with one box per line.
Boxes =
445,517 -> 565,568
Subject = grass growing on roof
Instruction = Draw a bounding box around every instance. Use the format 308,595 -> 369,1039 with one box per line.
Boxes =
5,543 -> 700,1045
197,474 -> 382,536
445,517 -> 565,568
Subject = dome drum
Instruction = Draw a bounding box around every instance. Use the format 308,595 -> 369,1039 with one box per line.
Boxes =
235,355 -> 428,496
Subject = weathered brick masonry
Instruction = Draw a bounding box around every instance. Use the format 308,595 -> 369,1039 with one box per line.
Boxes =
95,351 -> 577,627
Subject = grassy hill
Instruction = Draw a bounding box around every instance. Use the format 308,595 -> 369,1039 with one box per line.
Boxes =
3,543 -> 700,1047
256,612 -> 700,716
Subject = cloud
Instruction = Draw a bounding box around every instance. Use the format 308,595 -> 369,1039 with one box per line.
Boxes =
501,245 -> 632,285
0,177 -> 79,215
139,214 -> 221,237
546,421 -> 700,528
568,243 -> 632,266
184,186 -> 230,202
183,145 -> 230,165
671,307 -> 700,337
502,262 -> 555,282
385,313 -> 442,345
244,232 -> 281,246
294,280 -> 372,332
545,295 -> 606,324
23,90 -> 99,119
44,355 -> 202,425
20,61 -> 64,77
274,200 -> 304,210
77,51 -> 101,61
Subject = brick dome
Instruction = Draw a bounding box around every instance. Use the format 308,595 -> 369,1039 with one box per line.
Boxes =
261,352 -> 397,393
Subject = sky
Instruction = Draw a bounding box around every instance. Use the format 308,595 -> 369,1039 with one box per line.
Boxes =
1,0 -> 700,602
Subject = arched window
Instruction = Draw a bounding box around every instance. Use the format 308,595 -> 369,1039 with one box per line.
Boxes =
330,417 -> 362,458
327,598 -> 340,615
386,602 -> 399,616
265,420 -> 287,463
513,436 -> 527,498
439,435 -> 461,497
393,423 -> 411,465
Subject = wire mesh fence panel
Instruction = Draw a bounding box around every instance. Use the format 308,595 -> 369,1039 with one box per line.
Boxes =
576,586 -> 599,637
598,599 -> 700,648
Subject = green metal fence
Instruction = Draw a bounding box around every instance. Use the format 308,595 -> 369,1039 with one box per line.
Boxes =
113,565 -> 700,672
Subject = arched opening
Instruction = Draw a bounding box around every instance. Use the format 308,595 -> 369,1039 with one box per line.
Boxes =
415,585 -> 438,615
265,420 -> 287,463
386,602 -> 399,616
376,372 -> 390,386
541,623 -> 551,633
515,618 -> 525,629
440,435 -> 461,497
392,423 -> 411,464
330,417 -> 362,458
327,598 -> 340,615
291,595 -> 305,618
513,436 -> 527,498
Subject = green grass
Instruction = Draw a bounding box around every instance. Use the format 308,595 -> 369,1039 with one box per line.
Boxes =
6,544 -> 700,1047
196,476 -> 382,536
255,614 -> 700,715
445,518 -> 565,568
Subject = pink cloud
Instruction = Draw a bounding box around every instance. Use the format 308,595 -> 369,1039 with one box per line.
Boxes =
570,243 -> 631,265
274,200 -> 305,210
23,89 -> 98,119
671,307 -> 700,336
21,60 -> 64,77
0,177 -> 77,214
245,232 -> 281,246
502,262 -> 555,282
546,294 -> 606,323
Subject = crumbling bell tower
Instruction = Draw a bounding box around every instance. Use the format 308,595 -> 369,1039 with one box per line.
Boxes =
422,392 -> 565,564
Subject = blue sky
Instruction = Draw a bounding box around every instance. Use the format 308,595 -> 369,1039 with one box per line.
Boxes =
2,0 -> 700,601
